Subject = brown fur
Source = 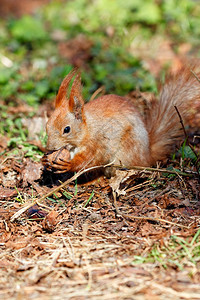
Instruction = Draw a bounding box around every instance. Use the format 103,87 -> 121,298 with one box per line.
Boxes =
45,66 -> 200,173
55,69 -> 77,108
147,66 -> 200,164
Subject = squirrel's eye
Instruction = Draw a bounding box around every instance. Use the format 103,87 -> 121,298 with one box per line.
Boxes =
63,126 -> 71,134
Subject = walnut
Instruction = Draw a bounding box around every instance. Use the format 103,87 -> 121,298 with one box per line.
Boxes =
42,147 -> 71,173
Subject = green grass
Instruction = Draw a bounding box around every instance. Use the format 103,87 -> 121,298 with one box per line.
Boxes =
133,230 -> 200,271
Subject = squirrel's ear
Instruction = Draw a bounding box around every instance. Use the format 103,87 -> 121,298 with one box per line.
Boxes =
55,69 -> 76,108
69,73 -> 84,121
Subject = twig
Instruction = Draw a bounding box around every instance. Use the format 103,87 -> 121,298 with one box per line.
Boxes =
174,105 -> 188,139
90,86 -> 105,101
190,70 -> 200,175
112,187 -> 188,228
174,105 -> 200,179
140,187 -> 172,209
119,212 -> 189,229
124,165 -> 195,177
10,162 -> 197,222
125,179 -> 154,193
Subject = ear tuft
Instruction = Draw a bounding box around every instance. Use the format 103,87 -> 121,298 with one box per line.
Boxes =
69,73 -> 84,120
69,73 -> 82,102
55,69 -> 77,108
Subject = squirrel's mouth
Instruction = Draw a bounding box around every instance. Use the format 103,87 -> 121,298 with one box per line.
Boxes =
46,143 -> 72,152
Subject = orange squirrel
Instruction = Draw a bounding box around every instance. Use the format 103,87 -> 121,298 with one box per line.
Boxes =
44,67 -> 200,173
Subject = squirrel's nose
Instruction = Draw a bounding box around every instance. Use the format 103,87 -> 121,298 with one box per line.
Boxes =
46,138 -> 57,151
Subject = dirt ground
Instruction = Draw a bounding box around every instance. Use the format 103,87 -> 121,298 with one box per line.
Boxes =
0,159 -> 200,299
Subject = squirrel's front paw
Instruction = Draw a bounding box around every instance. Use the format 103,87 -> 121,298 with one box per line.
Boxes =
42,148 -> 71,173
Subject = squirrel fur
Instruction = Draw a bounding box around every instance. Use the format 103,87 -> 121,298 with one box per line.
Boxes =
45,66 -> 200,173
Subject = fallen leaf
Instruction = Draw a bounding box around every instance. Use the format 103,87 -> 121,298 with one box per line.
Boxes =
22,161 -> 43,186
2,170 -> 18,187
0,187 -> 17,199
109,169 -> 139,196
42,210 -> 59,232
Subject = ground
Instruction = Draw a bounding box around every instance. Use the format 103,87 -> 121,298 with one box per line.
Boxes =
1,159 -> 200,299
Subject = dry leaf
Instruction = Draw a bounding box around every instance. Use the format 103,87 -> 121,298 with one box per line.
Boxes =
42,210 -> 59,232
0,187 -> 17,199
109,169 -> 139,196
22,161 -> 43,186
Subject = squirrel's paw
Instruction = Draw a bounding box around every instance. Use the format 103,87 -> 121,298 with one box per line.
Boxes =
41,148 -> 71,173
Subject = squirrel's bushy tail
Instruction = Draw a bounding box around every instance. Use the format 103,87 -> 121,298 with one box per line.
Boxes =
147,66 -> 200,164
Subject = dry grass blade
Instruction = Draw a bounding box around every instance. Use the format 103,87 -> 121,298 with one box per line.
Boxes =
151,282 -> 200,299
129,165 -> 196,176
121,213 -> 189,228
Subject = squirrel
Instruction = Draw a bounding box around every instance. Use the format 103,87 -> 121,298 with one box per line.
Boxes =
43,66 -> 200,174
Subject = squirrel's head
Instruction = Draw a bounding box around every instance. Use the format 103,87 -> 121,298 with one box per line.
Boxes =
46,70 -> 86,151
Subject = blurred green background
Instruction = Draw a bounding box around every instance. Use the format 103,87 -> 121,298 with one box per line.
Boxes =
0,0 -> 199,157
